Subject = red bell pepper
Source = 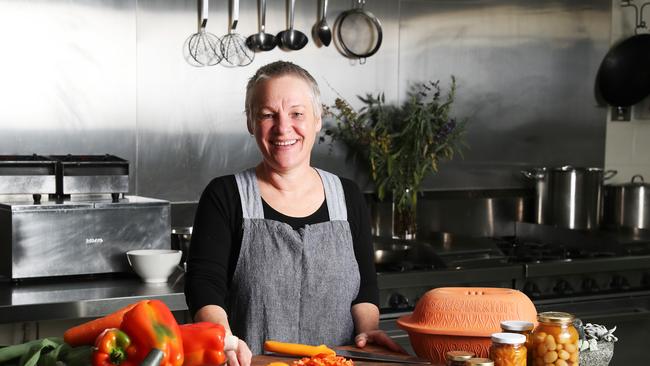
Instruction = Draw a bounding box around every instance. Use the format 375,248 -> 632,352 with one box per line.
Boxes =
118,300 -> 184,366
93,328 -> 133,366
180,322 -> 229,366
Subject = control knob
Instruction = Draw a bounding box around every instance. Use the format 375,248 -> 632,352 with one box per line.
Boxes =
388,293 -> 410,310
581,278 -> 600,293
553,279 -> 574,296
523,281 -> 542,299
610,275 -> 631,291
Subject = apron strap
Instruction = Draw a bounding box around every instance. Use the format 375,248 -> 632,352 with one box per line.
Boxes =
235,167 -> 348,221
235,168 -> 264,219
315,168 -> 348,221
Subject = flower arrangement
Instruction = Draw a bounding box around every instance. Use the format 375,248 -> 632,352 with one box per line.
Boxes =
322,77 -> 466,239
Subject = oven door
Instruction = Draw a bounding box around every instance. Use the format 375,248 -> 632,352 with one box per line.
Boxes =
535,291 -> 650,366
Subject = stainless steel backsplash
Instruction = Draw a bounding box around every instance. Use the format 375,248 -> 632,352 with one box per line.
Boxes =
0,0 -> 610,206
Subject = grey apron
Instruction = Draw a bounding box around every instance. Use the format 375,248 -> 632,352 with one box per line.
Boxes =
230,167 -> 361,355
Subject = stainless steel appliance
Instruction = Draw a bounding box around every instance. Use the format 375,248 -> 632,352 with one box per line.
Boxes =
377,224 -> 650,365
522,166 -> 616,230
50,154 -> 129,200
0,155 -> 57,204
0,154 -> 170,280
604,175 -> 650,230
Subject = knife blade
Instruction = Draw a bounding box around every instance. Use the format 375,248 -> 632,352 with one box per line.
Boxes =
332,350 -> 431,364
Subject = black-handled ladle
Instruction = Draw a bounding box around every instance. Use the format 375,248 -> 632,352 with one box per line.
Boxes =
246,0 -> 276,51
277,0 -> 308,50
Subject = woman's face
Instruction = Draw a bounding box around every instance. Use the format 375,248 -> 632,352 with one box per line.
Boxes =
250,75 -> 321,173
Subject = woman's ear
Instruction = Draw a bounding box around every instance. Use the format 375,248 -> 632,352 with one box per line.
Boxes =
247,119 -> 255,135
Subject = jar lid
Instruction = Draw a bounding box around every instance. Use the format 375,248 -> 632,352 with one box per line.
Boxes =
491,332 -> 527,344
446,351 -> 475,361
500,320 -> 534,331
465,358 -> 494,366
538,311 -> 574,324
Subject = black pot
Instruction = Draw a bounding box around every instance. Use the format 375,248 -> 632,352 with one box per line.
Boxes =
604,175 -> 650,230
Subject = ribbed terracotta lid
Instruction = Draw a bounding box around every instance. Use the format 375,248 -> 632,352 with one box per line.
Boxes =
445,351 -> 475,362
397,287 -> 538,337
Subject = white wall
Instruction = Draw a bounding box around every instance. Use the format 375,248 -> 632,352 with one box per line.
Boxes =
605,1 -> 650,184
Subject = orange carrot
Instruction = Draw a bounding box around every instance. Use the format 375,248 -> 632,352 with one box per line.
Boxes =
264,340 -> 336,357
63,301 -> 140,346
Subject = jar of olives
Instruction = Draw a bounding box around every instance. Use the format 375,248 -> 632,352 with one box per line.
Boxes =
501,320 -> 534,365
489,332 -> 527,366
446,351 -> 476,366
465,358 -> 494,366
531,312 -> 580,366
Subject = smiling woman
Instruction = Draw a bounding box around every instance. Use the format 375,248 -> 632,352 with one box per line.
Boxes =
184,61 -> 405,366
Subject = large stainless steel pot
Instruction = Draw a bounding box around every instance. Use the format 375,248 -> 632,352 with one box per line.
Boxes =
604,175 -> 650,229
522,166 -> 616,230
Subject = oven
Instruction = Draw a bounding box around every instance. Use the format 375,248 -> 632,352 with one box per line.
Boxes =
376,224 -> 650,365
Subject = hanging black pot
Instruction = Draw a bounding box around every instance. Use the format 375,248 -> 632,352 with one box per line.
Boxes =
596,33 -> 650,107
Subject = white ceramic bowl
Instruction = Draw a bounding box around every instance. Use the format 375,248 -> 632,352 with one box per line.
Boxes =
126,249 -> 182,283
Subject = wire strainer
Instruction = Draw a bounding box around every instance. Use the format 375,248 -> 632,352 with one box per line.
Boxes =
220,0 -> 255,67
184,0 -> 222,67
335,0 -> 383,64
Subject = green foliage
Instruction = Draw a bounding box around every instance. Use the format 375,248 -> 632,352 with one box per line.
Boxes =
323,77 -> 467,214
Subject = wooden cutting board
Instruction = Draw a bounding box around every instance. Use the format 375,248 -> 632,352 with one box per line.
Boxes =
252,344 -> 439,366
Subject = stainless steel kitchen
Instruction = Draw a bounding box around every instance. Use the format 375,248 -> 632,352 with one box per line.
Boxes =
0,0 -> 649,366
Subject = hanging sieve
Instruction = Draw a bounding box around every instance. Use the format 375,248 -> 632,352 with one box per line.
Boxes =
220,0 -> 255,67
335,0 -> 383,63
184,0 -> 222,67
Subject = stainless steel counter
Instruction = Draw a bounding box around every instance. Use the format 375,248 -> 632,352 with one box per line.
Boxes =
0,274 -> 186,323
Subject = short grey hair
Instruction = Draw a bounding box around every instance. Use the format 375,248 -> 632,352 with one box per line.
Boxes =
245,61 -> 322,133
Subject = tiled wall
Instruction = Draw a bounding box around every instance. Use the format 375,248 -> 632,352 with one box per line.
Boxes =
605,1 -> 650,184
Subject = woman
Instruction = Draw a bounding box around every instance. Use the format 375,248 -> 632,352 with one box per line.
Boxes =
185,61 -> 402,366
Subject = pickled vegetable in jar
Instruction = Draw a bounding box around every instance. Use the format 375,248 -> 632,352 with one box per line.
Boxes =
446,351 -> 476,366
501,320 -> 534,365
489,332 -> 527,366
531,311 -> 579,366
465,358 -> 494,366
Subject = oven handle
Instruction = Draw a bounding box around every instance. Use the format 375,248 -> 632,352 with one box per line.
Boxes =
580,307 -> 650,322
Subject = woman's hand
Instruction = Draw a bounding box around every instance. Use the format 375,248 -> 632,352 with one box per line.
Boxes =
226,338 -> 253,366
354,329 -> 407,354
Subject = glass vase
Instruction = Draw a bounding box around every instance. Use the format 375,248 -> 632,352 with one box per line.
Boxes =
392,188 -> 417,240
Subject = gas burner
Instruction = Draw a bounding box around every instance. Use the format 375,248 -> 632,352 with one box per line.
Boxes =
497,240 -> 573,263
375,262 -> 438,273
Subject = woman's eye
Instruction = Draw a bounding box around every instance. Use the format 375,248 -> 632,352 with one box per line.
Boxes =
260,113 -> 273,120
292,112 -> 304,118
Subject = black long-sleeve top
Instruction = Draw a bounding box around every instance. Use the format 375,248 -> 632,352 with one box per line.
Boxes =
184,174 -> 379,319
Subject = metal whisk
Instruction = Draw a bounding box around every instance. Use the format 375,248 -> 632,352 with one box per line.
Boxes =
185,0 -> 222,67
220,0 -> 255,67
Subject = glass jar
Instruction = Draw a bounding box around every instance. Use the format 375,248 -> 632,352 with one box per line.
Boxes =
489,332 -> 527,366
531,311 -> 580,366
465,358 -> 494,366
446,351 -> 475,366
501,320 -> 534,365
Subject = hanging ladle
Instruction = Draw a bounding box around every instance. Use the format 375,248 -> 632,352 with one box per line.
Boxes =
277,0 -> 308,50
314,0 -> 331,46
246,0 -> 276,51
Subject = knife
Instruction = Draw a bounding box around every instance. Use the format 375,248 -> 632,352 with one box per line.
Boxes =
264,340 -> 430,364
332,350 -> 431,364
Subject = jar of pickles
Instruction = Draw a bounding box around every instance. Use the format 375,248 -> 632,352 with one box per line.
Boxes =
531,311 -> 580,366
501,320 -> 534,365
465,358 -> 494,366
489,332 -> 527,366
446,351 -> 476,366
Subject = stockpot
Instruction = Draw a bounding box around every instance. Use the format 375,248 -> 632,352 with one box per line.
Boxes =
604,175 -> 650,230
522,166 -> 617,230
